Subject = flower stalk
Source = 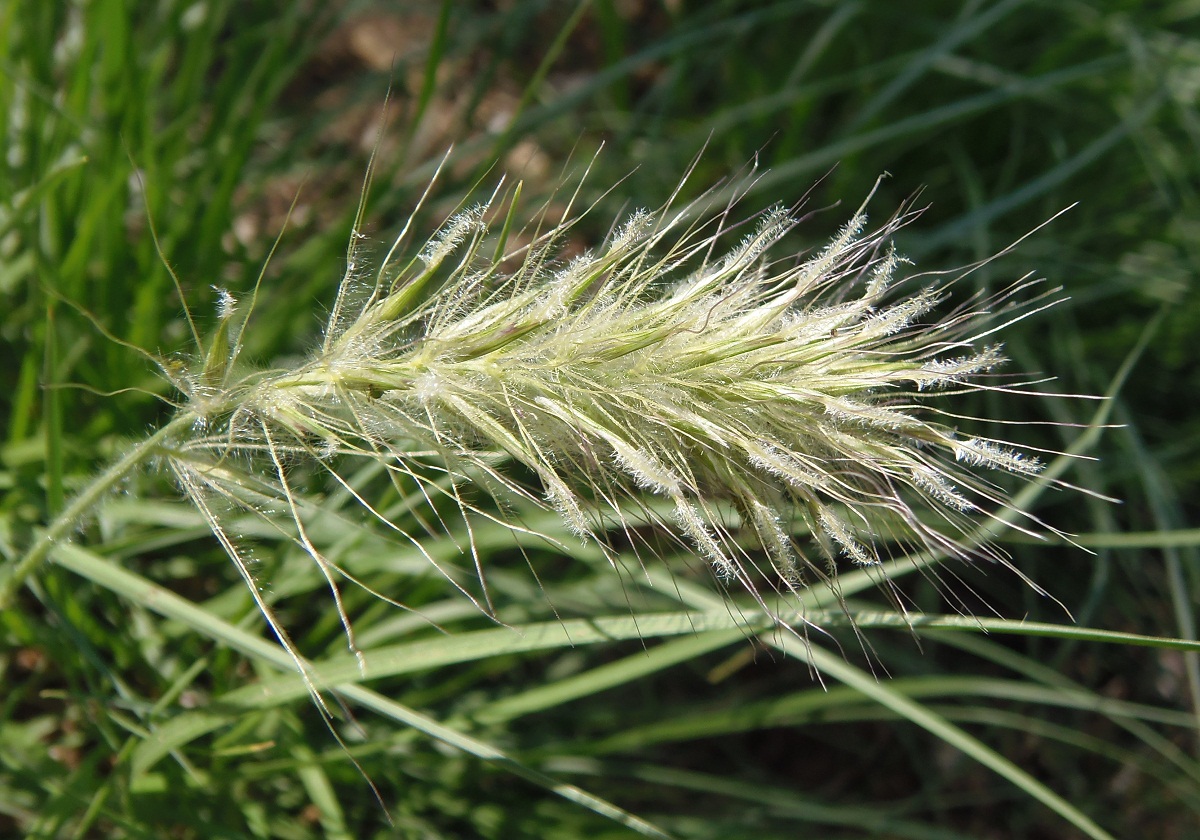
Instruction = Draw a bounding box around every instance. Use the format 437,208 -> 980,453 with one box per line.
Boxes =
2,413 -> 196,606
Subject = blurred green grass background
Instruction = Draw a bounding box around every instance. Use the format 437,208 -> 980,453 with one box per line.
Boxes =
2,1 -> 1198,837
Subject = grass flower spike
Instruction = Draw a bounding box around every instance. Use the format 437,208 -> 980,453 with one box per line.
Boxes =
6,156 -> 1074,685
156,156 -> 1070,657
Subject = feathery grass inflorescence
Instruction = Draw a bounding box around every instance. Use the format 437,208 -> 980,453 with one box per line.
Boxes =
142,154 -> 1081,675
7,155 -> 1078,691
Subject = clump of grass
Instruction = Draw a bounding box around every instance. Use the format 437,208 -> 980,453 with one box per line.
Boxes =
5,153 -> 1083,693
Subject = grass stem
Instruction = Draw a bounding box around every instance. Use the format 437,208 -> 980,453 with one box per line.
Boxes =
0,411 -> 197,607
